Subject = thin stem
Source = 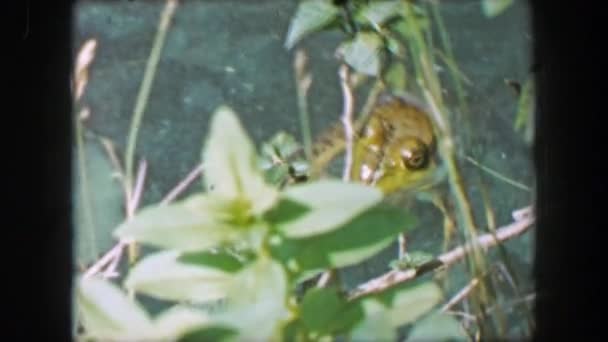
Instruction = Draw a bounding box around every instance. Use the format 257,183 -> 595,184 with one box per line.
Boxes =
339,64 -> 355,181
84,240 -> 130,279
465,156 -> 531,192
127,159 -> 147,217
161,164 -> 204,205
294,49 -> 313,160
124,0 -> 178,197
441,277 -> 481,312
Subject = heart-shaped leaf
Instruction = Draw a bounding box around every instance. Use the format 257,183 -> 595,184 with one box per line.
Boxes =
285,0 -> 340,49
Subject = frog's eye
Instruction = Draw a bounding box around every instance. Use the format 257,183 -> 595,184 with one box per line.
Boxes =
400,140 -> 429,170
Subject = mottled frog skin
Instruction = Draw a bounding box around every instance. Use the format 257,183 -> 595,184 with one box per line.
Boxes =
310,93 -> 442,195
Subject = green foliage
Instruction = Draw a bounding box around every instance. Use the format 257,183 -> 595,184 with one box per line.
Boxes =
202,106 -> 279,215
339,31 -> 384,76
178,326 -> 238,342
375,281 -> 444,328
406,312 -> 468,341
351,281 -> 443,340
275,180 -> 383,238
271,204 -> 415,274
299,287 -> 367,337
283,0 -> 432,84
76,276 -> 209,340
76,0 -> 531,339
76,106 -> 440,341
74,135 -> 123,267
385,61 -> 407,91
76,275 -> 154,340
259,131 -> 309,186
124,250 -> 236,303
514,77 -> 535,144
285,0 -> 340,49
355,1 -> 403,28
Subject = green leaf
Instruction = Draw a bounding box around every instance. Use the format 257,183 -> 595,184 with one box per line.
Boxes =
203,106 -> 278,215
178,250 -> 253,273
277,180 -> 383,238
124,250 -> 234,303
349,282 -> 442,339
261,131 -> 302,161
264,198 -> 311,226
324,300 -> 365,335
299,287 -> 365,336
272,204 -> 414,272
350,299 -> 396,341
300,288 -> 344,333
262,163 -> 291,186
76,275 -> 154,340
406,312 -> 467,341
385,61 -> 407,92
355,1 -> 402,28
379,281 -> 443,327
285,0 -> 340,50
216,257 -> 291,341
74,135 -> 123,267
481,0 -> 514,18
114,195 -> 246,252
340,32 -> 383,76
514,78 -> 535,142
178,326 -> 238,342
153,305 -> 211,340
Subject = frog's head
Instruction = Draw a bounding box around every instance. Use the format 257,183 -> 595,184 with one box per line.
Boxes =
372,136 -> 440,194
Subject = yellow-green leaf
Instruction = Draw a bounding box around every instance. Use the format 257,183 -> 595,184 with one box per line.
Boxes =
153,305 -> 211,340
113,195 -> 243,252
124,250 -> 234,303
277,180 -> 383,238
216,257 -> 291,341
385,281 -> 443,327
271,204 -> 413,272
385,61 -> 407,92
203,106 -> 279,215
76,276 -> 154,340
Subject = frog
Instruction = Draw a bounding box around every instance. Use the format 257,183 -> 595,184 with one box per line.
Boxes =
310,92 -> 444,195
309,91 -> 455,255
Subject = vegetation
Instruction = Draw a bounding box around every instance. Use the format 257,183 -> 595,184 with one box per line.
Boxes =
73,0 -> 534,341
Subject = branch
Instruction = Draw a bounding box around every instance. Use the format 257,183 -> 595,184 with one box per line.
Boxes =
348,206 -> 534,300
